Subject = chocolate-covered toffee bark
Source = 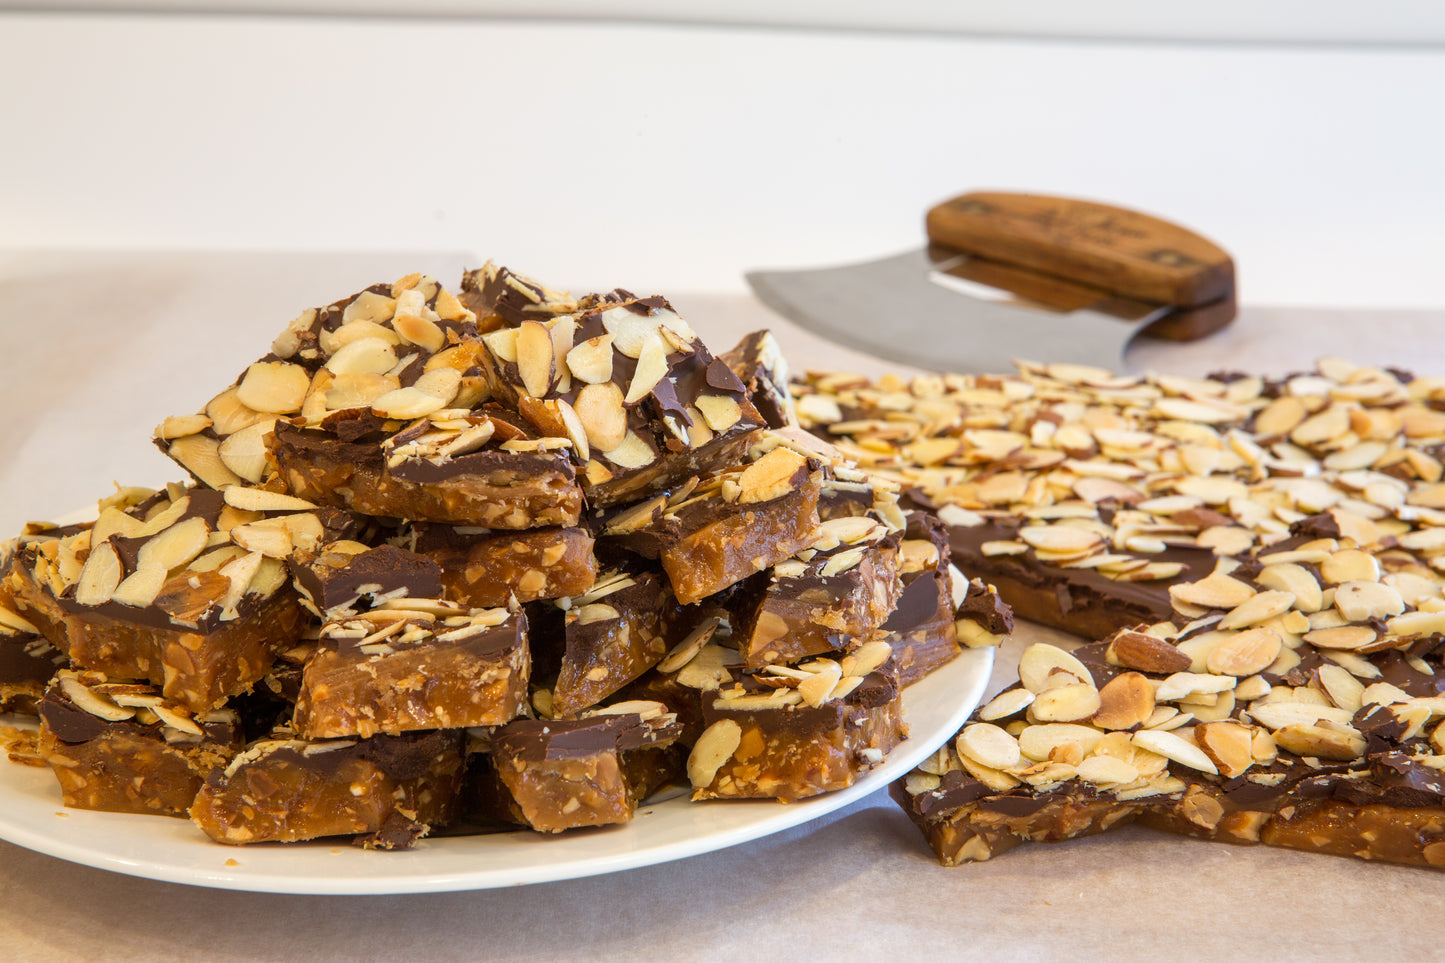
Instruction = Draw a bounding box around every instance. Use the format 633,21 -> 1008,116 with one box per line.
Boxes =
294,599 -> 529,738
720,329 -> 798,431
37,670 -> 242,817
471,701 -> 683,833
190,728 -> 465,846
684,639 -> 905,801
538,566 -> 675,718
596,435 -> 826,605
731,512 -> 902,670
878,510 -> 966,686
794,360 -> 1445,639
290,540 -> 443,619
156,273 -> 483,491
894,520 -> 1445,868
7,484 -> 335,711
396,522 -> 597,608
458,261 -> 581,332
477,290 -> 766,508
0,581 -> 64,714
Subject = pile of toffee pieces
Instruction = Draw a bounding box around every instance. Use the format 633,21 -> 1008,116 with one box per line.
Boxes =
0,266 -> 1006,849
792,361 -> 1445,869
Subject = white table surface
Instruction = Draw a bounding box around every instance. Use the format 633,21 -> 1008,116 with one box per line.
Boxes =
3,251 -> 1445,962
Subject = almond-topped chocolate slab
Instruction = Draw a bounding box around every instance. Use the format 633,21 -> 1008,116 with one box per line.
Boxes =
190,728 -> 465,847
458,261 -> 583,332
793,360 -> 1445,641
5,482 -> 349,711
293,598 -> 529,739
36,669 -> 243,818
477,289 -> 767,508
155,273 -> 484,491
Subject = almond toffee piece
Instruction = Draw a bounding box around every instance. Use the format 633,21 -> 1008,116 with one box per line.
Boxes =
155,273 -> 484,492
537,565 -> 676,719
594,434 -> 827,605
476,289 -> 767,509
6,484 -> 337,712
458,261 -> 582,333
394,522 -> 598,609
720,329 -> 799,431
878,510 -> 967,687
0,580 -> 65,715
685,639 -> 906,802
289,540 -> 444,620
792,360 -> 1445,641
293,599 -> 529,739
37,670 -> 242,818
892,520 -> 1445,869
466,701 -> 683,833
190,728 -> 465,847
731,509 -> 903,671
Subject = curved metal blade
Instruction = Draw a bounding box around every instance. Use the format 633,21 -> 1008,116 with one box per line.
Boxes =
746,248 -> 1168,374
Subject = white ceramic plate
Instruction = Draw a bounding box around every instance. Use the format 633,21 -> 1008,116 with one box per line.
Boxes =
0,645 -> 991,894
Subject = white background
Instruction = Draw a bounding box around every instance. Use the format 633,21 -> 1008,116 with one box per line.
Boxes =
1,11 -> 1443,306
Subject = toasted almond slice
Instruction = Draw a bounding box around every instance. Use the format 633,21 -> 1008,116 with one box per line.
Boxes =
1194,721 -> 1255,778
1317,662 -> 1366,712
59,674 -> 134,722
1075,754 -> 1140,787
371,386 -> 446,420
737,447 -> 808,504
236,362 -> 310,414
515,320 -> 557,399
1092,672 -> 1155,731
1256,562 -> 1324,613
695,394 -> 744,434
1169,572 -> 1257,610
842,640 -> 894,678
1320,548 -> 1381,585
576,382 -> 629,452
1206,626 -> 1283,677
1018,525 -> 1103,555
229,520 -> 294,558
1249,701 -> 1356,729
1218,591 -> 1296,630
110,564 -> 166,609
1018,644 -> 1092,694
1018,723 -> 1104,762
137,516 -> 210,573
565,334 -> 615,384
154,413 -> 212,441
392,311 -> 446,352
956,723 -> 1022,771
601,431 -> 656,470
1302,624 -> 1378,650
1030,683 -> 1102,723
624,333 -> 670,405
797,661 -> 844,707
74,541 -> 123,607
1386,609 -> 1445,639
1155,671 -> 1236,703
1272,722 -> 1366,761
412,366 -> 463,405
325,336 -> 398,376
168,435 -> 244,490
1131,729 -> 1218,775
1105,629 -> 1192,674
222,488 -> 318,513
978,688 -> 1035,722
217,418 -> 277,484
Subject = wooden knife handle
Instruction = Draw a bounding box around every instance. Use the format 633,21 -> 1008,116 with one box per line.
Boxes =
926,192 -> 1235,309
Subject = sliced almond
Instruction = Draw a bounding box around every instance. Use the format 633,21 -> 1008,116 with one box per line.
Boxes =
1029,683 -> 1102,723
565,335 -> 615,384
1092,672 -> 1155,730
1075,754 -> 1140,787
74,541 -> 123,606
222,488 -> 318,512
1169,571 -> 1257,610
602,431 -> 656,470
1256,562 -> 1324,613
1017,723 -> 1104,762
688,718 -> 743,789
235,362 -> 310,415
695,393 -> 744,434
1017,525 -> 1103,555
154,413 -> 212,441
229,520 -> 294,558
1386,609 -> 1445,640
371,386 -> 446,420
110,564 -> 166,609
515,320 -> 556,399
1272,722 -> 1366,761
1333,580 -> 1406,622
624,333 -> 670,405
137,516 -> 210,573
1302,624 -> 1378,650
1248,701 -> 1356,729
217,418 -> 277,484
956,723 -> 1022,771
576,382 -> 629,452
168,435 -> 244,490
1217,590 -> 1296,630
1194,721 -> 1255,778
1131,729 -> 1218,775
978,688 -> 1035,722
1319,548 -> 1380,585
1017,644 -> 1092,694
325,336 -> 398,376
412,367 -> 463,405
392,311 -> 446,352
1206,626 -> 1283,677
59,674 -> 134,722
